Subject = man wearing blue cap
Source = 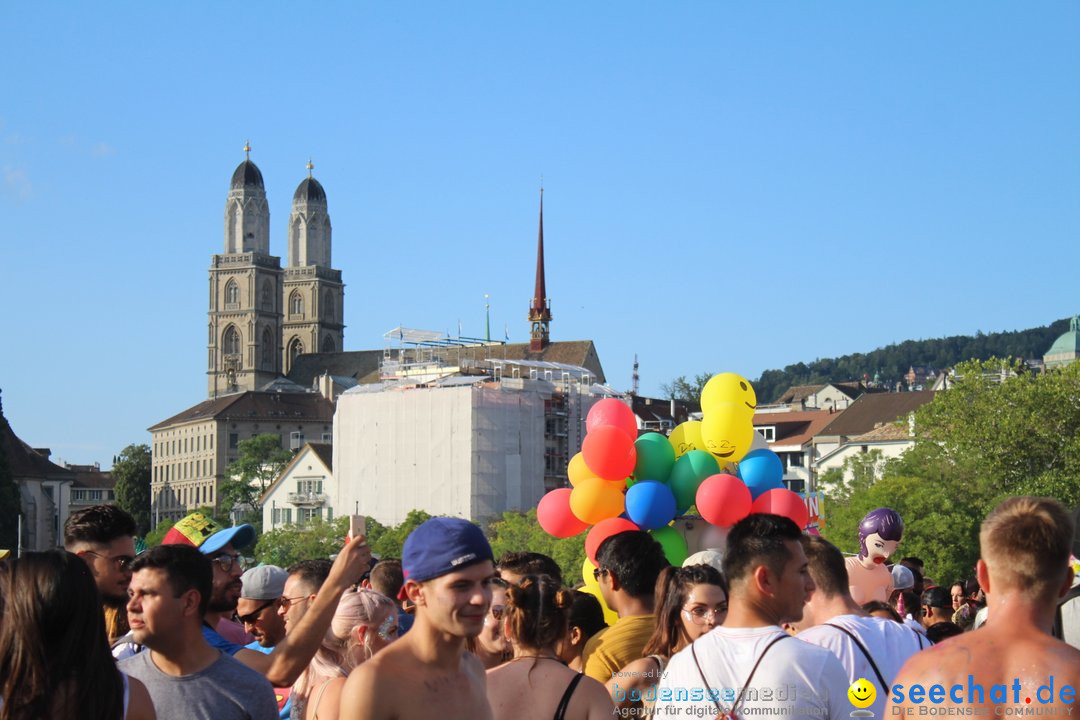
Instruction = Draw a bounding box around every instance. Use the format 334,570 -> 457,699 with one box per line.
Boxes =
340,517 -> 498,720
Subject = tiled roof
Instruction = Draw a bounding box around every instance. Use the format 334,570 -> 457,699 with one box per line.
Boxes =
149,391 -> 334,431
851,423 -> 910,442
631,397 -> 700,425
308,442 -> 333,472
776,385 -> 826,403
815,391 -> 935,438
287,351 -> 384,387
1,416 -> 73,480
754,410 -> 837,448
72,471 -> 115,489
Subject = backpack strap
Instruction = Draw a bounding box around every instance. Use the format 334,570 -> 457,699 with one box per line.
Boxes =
691,632 -> 789,718
824,623 -> 889,696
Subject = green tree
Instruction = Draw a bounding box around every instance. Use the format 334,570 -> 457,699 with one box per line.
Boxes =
255,517 -> 350,568
660,373 -> 712,403
369,510 -> 431,559
220,434 -> 294,530
112,443 -> 152,536
0,391 -> 21,552
145,517 -> 175,547
486,509 -> 586,585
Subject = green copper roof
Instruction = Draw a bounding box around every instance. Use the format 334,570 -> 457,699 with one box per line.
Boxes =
1045,316 -> 1080,356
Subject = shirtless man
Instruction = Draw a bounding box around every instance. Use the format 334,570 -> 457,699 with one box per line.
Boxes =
340,517 -> 498,720
888,497 -> 1080,717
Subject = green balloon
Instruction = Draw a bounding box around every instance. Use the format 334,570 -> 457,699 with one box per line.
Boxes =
651,525 -> 689,566
668,450 -> 719,513
633,432 -> 676,483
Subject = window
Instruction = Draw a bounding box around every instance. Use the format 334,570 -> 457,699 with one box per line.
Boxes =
757,426 -> 775,442
261,327 -> 274,367
321,335 -> 335,353
223,327 -> 241,356
321,432 -> 333,443
225,279 -> 239,305
290,431 -> 305,450
261,280 -> 273,310
290,291 -> 303,316
229,433 -> 239,449
287,338 -> 304,371
324,291 -> 334,319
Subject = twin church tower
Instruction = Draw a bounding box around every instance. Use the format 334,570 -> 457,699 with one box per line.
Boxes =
207,146 -> 344,398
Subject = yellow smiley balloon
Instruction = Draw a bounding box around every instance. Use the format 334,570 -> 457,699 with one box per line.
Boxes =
847,679 -> 876,709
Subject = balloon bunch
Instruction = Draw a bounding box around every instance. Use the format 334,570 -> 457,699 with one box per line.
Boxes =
535,376 -> 809,622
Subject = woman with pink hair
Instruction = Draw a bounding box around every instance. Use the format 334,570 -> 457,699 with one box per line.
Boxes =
292,587 -> 398,720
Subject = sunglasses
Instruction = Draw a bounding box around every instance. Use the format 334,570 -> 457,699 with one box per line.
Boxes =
592,567 -> 609,581
236,599 -> 277,625
280,594 -> 312,610
209,553 -> 242,573
85,551 -> 135,572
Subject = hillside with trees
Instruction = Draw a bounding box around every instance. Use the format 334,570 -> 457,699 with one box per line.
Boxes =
663,317 -> 1071,402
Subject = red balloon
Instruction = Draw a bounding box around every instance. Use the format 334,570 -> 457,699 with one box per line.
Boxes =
582,425 -> 637,481
585,517 -> 639,565
696,474 -> 752,527
586,398 -> 639,439
537,488 -> 590,538
751,488 -> 809,529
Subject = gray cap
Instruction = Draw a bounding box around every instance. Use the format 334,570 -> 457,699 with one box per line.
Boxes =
891,564 -> 915,591
240,565 -> 288,600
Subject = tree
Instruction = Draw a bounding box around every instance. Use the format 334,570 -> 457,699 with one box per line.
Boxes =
256,517 -> 350,568
112,443 -> 152,536
220,434 -> 294,530
486,509 -> 586,585
0,390 -> 21,552
660,373 -> 712,403
368,510 -> 431,559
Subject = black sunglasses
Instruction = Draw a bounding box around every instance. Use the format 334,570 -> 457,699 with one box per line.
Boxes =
236,599 -> 276,625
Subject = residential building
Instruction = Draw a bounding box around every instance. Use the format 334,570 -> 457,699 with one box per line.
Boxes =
751,410 -> 837,493
260,443 -> 335,531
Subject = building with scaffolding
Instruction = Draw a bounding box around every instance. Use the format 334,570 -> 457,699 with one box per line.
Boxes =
332,327 -> 617,525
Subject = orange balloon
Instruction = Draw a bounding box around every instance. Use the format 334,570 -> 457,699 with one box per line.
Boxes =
569,476 -> 626,524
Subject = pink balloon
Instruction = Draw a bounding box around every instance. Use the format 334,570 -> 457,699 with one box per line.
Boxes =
751,488 -> 809,529
586,398 -> 638,439
585,517 -> 639,565
537,488 -> 590,538
582,425 -> 637,481
696,474 -> 752,527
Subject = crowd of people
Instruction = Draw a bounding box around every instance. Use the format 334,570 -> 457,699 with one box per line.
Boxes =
0,495 -> 1076,719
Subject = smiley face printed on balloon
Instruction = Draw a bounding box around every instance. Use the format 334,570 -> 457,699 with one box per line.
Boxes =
847,679 -> 876,709
700,373 -> 758,415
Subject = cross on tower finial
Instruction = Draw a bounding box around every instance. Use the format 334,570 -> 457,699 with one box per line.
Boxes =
307,157 -> 314,178
244,140 -> 251,159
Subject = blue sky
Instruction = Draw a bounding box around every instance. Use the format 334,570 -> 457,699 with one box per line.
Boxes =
2,2 -> 1078,466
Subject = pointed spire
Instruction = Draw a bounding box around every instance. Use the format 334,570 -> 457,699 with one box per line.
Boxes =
244,140 -> 251,159
529,185 -> 551,352
307,157 -> 314,178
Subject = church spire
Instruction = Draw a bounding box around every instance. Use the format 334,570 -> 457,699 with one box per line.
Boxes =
528,186 -> 551,352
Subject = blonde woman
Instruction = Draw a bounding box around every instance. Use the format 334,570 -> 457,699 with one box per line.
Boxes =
292,588 -> 398,720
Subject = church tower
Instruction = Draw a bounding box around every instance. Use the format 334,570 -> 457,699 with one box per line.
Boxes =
528,188 -> 552,352
282,161 -> 345,374
207,145 -> 284,397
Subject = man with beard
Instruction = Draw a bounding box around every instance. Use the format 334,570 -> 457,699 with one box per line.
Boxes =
64,504 -> 137,640
188,522 -> 373,688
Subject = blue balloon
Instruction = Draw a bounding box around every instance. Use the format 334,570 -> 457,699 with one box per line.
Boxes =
738,449 -> 784,499
624,480 -> 677,530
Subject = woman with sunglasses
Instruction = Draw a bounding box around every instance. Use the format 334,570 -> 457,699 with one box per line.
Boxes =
486,575 -> 616,720
467,577 -> 511,669
607,564 -> 727,715
291,588 -> 397,720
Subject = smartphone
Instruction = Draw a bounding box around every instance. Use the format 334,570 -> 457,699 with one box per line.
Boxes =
349,514 -> 366,541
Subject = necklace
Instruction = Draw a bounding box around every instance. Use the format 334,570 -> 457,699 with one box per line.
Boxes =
511,654 -> 563,663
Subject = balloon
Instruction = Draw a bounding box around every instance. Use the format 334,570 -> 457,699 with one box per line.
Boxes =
668,420 -> 704,459
567,452 -> 601,487
751,488 -> 809,529
650,525 -> 689,566
586,398 -> 639,439
737,449 -> 784,500
585,517 -> 639,565
537,488 -> 589,538
700,407 -> 755,465
695,473 -> 753,527
624,481 -> 677,530
633,432 -> 676,483
668,450 -> 720,513
580,558 -> 619,625
569,476 -> 626,524
582,425 -> 637,481
700,372 -> 757,415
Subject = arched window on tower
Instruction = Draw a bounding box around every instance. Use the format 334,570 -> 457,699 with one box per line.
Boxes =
324,290 -> 334,320
287,337 -> 304,372
225,280 -> 239,306
290,291 -> 303,317
321,336 -> 335,353
223,327 -> 241,356
261,327 -> 274,368
261,280 -> 273,310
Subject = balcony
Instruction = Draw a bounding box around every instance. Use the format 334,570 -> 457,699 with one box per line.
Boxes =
287,491 -> 328,506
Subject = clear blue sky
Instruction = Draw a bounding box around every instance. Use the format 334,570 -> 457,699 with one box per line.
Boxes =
2,2 -> 1078,467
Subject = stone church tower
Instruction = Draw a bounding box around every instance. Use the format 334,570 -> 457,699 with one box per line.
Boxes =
207,147 -> 284,397
281,162 -> 344,374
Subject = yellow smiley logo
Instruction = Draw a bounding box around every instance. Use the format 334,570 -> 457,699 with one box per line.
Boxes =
848,678 -> 876,708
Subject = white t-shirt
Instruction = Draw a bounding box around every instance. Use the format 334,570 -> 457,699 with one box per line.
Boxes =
798,614 -> 926,718
653,626 -> 851,720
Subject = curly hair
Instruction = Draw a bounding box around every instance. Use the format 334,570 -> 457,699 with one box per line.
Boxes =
504,574 -> 573,654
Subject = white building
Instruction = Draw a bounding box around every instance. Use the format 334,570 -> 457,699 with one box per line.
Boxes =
260,443 -> 335,531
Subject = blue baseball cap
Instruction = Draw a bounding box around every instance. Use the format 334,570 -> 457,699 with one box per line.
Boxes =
200,523 -> 256,555
401,517 -> 494,590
